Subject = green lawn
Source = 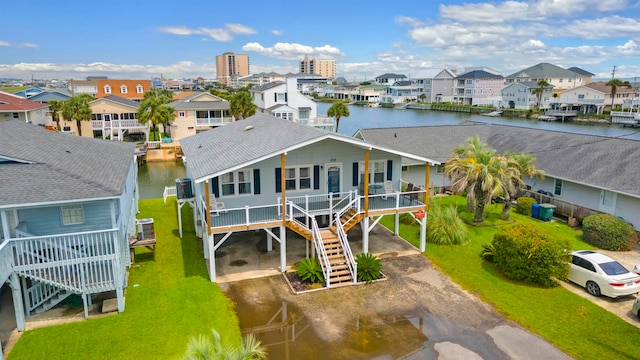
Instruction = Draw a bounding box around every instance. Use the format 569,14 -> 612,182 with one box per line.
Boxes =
8,198 -> 241,360
382,196 -> 639,360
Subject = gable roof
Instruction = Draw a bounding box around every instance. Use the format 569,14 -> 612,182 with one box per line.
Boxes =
376,73 -> 407,80
250,82 -> 285,92
169,92 -> 229,111
27,89 -> 72,102
0,121 -> 135,207
506,63 -> 580,79
567,67 -> 595,76
90,95 -> 139,108
584,82 -> 635,95
0,91 -> 50,112
180,114 -> 434,183
358,123 -> 640,198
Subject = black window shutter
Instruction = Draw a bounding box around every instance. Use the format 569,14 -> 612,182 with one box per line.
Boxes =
212,177 -> 219,198
352,162 -> 358,186
386,160 -> 393,180
285,93 -> 288,102
274,93 -> 277,102
275,168 -> 281,193
253,169 -> 261,194
313,165 -> 320,190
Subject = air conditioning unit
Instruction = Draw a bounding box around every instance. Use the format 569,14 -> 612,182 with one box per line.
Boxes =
137,218 -> 155,240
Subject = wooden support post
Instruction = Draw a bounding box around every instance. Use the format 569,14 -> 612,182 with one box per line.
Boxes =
424,163 -> 431,211
82,293 -> 89,319
116,286 -> 124,313
364,149 -> 370,216
208,234 -> 216,282
362,216 -> 370,254
9,273 -> 25,331
394,213 -> 400,236
205,180 -> 211,237
419,217 -> 427,252
267,231 -> 273,252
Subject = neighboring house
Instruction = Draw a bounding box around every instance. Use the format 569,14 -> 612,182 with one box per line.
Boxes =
13,87 -> 46,98
501,81 -> 553,110
505,63 -> 588,93
0,91 -> 50,125
381,80 -> 418,104
179,114 -> 434,283
250,76 -> 335,130
343,83 -> 387,103
88,95 -> 147,140
169,92 -> 232,140
357,122 -> 640,230
0,120 -> 138,338
454,70 -> 505,106
67,79 -> 99,97
235,72 -> 286,88
567,67 -> 595,85
375,73 -> 407,85
551,84 -> 608,115
96,79 -> 152,101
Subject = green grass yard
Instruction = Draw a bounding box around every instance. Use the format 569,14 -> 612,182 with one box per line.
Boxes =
381,196 -> 639,360
7,198 -> 241,360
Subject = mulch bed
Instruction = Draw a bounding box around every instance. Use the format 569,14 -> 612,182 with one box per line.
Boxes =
284,271 -> 321,292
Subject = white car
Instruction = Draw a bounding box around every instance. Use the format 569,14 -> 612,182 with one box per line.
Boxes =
567,250 -> 640,298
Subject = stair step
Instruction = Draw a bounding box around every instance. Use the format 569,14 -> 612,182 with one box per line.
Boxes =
330,269 -> 352,277
329,274 -> 353,284
331,263 -> 349,271
328,254 -> 346,261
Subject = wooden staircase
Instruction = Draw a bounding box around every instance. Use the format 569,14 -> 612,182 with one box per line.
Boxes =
320,229 -> 353,285
287,221 -> 312,240
331,208 -> 364,233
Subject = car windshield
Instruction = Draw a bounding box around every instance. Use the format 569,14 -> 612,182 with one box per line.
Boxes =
599,261 -> 629,276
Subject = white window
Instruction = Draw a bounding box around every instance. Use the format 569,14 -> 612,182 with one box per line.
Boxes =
359,160 -> 386,184
178,111 -> 185,117
136,85 -> 144,93
299,110 -> 310,119
559,78 -> 563,83
220,169 -> 252,196
277,93 -> 286,101
61,204 -> 84,225
104,85 -> 112,94
436,164 -> 444,174
284,166 -> 312,190
120,85 -> 128,94
12,113 -> 19,119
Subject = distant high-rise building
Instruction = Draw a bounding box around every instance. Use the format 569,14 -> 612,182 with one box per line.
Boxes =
216,52 -> 250,87
299,55 -> 336,79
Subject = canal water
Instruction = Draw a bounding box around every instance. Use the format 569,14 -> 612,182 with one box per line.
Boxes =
138,103 -> 640,197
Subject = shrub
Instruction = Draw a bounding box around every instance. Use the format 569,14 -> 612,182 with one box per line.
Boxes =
296,258 -> 324,284
427,200 -> 468,245
515,197 -> 536,216
355,253 -> 381,283
490,223 -> 570,288
582,214 -> 637,251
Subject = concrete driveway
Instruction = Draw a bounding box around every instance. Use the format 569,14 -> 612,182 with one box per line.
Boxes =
560,246 -> 640,327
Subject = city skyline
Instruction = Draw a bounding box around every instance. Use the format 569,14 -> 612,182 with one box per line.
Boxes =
1,0 -> 639,81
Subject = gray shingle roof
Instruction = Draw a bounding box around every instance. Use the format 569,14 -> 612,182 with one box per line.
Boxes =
568,67 -> 595,76
506,63 -> 580,79
180,114 -> 433,183
0,121 -> 135,207
169,93 -> 229,111
99,95 -> 139,108
359,123 -> 640,198
457,70 -> 504,79
250,82 -> 284,92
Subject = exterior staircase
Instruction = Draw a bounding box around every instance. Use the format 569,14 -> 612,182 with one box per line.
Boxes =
319,230 -> 352,285
287,220 -> 312,240
24,281 -> 74,315
332,208 -> 364,233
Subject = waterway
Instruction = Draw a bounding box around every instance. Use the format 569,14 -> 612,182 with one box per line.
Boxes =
137,104 -> 640,198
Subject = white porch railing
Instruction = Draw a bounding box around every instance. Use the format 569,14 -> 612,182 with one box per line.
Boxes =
195,117 -> 234,126
310,213 -> 331,288
10,229 -> 121,294
25,282 -> 70,315
92,119 -> 147,130
163,186 -> 177,203
209,204 -> 282,230
0,241 -> 12,288
334,206 -> 357,283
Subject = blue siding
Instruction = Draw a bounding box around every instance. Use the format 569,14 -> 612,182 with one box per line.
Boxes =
18,200 -> 114,236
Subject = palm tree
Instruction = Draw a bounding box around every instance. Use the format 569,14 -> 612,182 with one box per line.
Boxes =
327,101 -> 350,133
137,89 -> 175,141
500,152 -> 545,220
48,100 -> 64,130
61,94 -> 93,137
444,135 -> 504,224
606,78 -> 632,111
182,329 -> 267,360
229,91 -> 256,120
419,93 -> 427,103
531,79 -> 550,110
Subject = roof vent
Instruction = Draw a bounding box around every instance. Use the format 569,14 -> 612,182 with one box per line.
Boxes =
244,125 -> 254,131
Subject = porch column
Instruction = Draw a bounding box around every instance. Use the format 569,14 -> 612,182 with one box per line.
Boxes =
208,234 -> 216,282
424,163 -> 431,210
364,149 -> 370,215
267,231 -> 273,252
281,153 -> 287,226
9,273 -> 25,331
0,210 -> 10,240
279,225 -> 287,272
116,286 -> 125,313
419,218 -> 427,252
362,216 -> 370,254
394,214 -> 400,236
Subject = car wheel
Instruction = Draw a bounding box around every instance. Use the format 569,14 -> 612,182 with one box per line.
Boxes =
586,281 -> 601,296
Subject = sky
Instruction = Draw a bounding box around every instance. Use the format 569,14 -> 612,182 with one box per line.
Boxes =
1,0 -> 639,82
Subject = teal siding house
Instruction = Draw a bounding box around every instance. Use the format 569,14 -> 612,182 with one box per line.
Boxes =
0,120 -> 138,355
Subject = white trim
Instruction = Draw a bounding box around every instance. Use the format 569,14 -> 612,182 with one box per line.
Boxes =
324,162 -> 342,194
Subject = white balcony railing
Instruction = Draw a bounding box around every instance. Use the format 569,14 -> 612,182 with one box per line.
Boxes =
195,117 -> 235,126
92,119 -> 147,130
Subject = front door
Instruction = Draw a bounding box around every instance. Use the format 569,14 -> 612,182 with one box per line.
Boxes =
326,163 -> 342,197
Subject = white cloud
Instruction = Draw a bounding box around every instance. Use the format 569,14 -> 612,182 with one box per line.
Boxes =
157,23 -> 256,42
242,42 -> 344,60
272,30 -> 282,36
562,16 -> 640,39
439,1 -> 530,23
0,40 -> 10,46
394,16 -> 424,27
530,0 -> 629,17
18,43 -> 37,48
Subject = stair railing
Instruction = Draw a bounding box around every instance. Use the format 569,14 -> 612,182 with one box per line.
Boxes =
332,196 -> 361,229
287,202 -> 332,287
334,213 -> 357,283
25,281 -> 71,315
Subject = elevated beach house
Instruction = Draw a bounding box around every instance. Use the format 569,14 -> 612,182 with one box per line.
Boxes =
180,114 -> 434,285
358,122 -> 640,229
0,121 -> 138,344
